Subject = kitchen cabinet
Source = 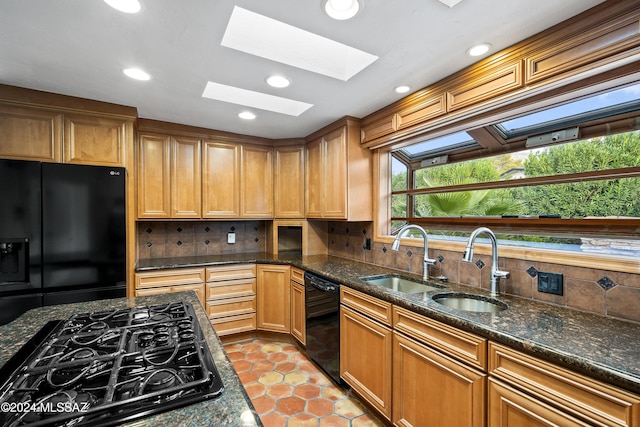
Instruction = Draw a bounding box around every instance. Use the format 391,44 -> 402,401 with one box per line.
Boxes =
256,264 -> 291,333
340,287 -> 393,420
137,133 -> 201,219
274,145 -> 305,218
134,268 -> 206,307
305,119 -> 372,221
63,113 -> 128,166
392,306 -> 487,427
488,341 -> 640,427
241,144 -> 273,218
202,140 -> 240,218
290,267 -> 306,345
0,104 -> 131,167
206,264 -> 257,336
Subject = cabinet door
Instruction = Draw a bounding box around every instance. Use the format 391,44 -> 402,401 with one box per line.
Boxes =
393,332 -> 486,427
488,378 -> 590,427
172,283 -> 206,308
171,136 -> 201,218
64,113 -> 127,166
340,305 -> 392,420
274,145 -> 305,218
305,137 -> 323,218
322,127 -> 347,218
137,134 -> 171,218
202,140 -> 240,218
241,144 -> 273,218
0,104 -> 62,162
290,281 -> 305,345
256,265 -> 290,333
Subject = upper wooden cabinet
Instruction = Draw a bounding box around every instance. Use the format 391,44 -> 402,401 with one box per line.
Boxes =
170,136 -> 201,218
64,113 -> 128,166
240,144 -> 273,218
305,119 -> 372,221
0,103 -> 132,167
274,145 -> 305,218
137,133 -> 201,219
0,104 -> 63,162
137,133 -> 171,218
202,140 -> 240,218
358,2 -> 640,148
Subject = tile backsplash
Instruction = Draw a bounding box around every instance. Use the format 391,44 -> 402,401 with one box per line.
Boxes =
137,221 -> 266,259
327,221 -> 640,324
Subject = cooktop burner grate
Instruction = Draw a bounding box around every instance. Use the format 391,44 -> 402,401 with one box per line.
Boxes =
0,302 -> 224,427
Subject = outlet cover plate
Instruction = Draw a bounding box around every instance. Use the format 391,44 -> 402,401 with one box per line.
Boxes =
537,271 -> 563,295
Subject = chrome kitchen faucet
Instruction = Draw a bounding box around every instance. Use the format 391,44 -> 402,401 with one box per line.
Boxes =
462,227 -> 510,296
391,224 -> 436,281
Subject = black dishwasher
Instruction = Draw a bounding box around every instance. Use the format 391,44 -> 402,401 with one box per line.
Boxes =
304,272 -> 341,384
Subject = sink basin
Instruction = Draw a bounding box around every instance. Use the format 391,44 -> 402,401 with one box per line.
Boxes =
360,274 -> 443,294
432,293 -> 507,313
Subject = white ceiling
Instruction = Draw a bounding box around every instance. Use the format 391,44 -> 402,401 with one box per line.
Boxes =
0,0 -> 605,139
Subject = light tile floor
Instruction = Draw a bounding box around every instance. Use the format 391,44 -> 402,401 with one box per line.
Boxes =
223,338 -> 387,427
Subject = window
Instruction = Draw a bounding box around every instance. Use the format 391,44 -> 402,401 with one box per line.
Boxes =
388,81 -> 640,259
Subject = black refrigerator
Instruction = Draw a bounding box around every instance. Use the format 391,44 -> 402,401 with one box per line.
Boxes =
0,159 -> 126,325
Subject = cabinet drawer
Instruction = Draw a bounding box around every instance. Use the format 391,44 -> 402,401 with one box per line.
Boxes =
489,342 -> 640,427
360,114 -> 396,144
207,295 -> 256,319
211,313 -> 256,336
393,306 -> 487,370
395,92 -> 446,130
205,264 -> 256,282
291,267 -> 305,284
340,287 -> 392,327
206,278 -> 256,299
135,268 -> 205,289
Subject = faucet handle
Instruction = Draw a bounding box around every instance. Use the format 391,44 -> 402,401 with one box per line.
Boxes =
425,257 -> 437,266
495,269 -> 510,279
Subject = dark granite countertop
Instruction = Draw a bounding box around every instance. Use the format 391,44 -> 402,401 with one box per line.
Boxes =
137,253 -> 640,396
0,292 -> 263,427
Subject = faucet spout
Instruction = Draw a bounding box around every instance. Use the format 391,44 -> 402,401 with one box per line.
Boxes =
391,224 -> 436,281
462,227 -> 510,296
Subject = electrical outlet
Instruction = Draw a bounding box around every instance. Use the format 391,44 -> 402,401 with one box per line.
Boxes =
227,232 -> 235,244
537,271 -> 563,295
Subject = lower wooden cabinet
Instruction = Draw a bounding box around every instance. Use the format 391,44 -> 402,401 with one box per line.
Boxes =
134,268 -> 206,307
488,378 -> 591,427
290,268 -> 306,345
256,264 -> 291,333
489,342 -> 640,427
205,264 -> 257,336
340,304 -> 392,420
393,332 -> 486,427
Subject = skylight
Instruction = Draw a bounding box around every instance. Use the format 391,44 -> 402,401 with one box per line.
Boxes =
202,82 -> 313,116
221,6 -> 378,81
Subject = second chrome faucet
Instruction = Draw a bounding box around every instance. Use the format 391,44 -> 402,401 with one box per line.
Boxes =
391,224 -> 436,281
462,227 -> 510,296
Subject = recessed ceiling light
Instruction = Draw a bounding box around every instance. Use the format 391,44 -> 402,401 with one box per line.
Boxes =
238,111 -> 256,120
394,85 -> 411,94
104,0 -> 141,13
467,43 -> 492,57
266,75 -> 291,88
202,81 -> 313,116
123,68 -> 150,81
221,7 -> 377,81
323,0 -> 361,20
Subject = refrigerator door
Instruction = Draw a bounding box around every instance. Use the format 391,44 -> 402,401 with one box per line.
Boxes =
0,159 -> 41,291
42,163 -> 126,290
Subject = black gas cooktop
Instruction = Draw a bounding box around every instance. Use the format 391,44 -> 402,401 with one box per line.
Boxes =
0,301 -> 224,427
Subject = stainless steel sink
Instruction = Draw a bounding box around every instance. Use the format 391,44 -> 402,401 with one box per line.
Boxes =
432,293 -> 507,313
360,274 -> 443,294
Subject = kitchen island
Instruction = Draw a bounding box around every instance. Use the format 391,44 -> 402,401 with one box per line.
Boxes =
137,253 -> 640,396
0,291 -> 263,427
